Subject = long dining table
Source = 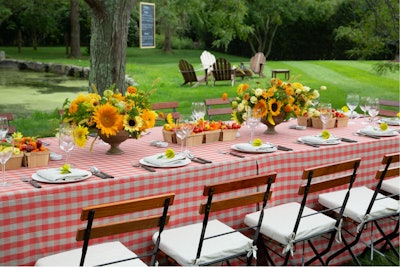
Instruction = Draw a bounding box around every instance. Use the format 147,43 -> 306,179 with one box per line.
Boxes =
1,117 -> 399,266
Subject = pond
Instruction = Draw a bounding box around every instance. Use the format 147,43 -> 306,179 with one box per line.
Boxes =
0,68 -> 88,118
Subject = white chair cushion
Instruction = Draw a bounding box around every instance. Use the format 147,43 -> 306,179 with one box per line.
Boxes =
381,176 -> 400,195
319,186 -> 400,223
153,219 -> 253,266
35,241 -> 147,266
244,202 -> 336,246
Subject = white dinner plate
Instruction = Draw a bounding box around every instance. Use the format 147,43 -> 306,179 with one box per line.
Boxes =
358,128 -> 399,137
298,135 -> 341,145
140,154 -> 191,168
32,170 -> 92,184
231,143 -> 277,153
378,117 -> 400,126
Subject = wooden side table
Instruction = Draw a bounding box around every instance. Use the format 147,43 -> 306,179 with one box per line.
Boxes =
271,69 -> 290,80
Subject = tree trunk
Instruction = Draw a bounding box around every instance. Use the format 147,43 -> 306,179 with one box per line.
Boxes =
163,24 -> 172,52
84,0 -> 137,95
18,28 -> 22,54
70,0 -> 81,58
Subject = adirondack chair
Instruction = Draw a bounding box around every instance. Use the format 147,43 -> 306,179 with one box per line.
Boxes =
200,51 -> 216,85
249,52 -> 266,77
178,59 -> 205,86
211,58 -> 236,86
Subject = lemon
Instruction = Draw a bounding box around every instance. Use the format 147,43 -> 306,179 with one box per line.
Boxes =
380,122 -> 388,131
321,130 -> 330,139
341,106 -> 349,113
253,138 -> 263,146
164,124 -> 172,131
60,164 -> 71,174
165,148 -> 175,159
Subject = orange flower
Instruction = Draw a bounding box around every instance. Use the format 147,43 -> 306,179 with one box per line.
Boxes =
93,103 -> 123,137
127,86 -> 137,94
221,93 -> 228,100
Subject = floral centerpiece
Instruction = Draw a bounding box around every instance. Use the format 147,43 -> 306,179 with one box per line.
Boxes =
61,84 -> 157,153
227,78 -> 323,133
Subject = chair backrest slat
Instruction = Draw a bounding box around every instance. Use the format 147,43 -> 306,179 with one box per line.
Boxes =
152,101 -> 180,120
379,99 -> 399,117
179,59 -> 198,85
204,97 -> 234,120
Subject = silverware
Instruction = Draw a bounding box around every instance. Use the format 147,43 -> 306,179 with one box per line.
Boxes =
186,152 -> 212,164
296,141 -> 320,148
90,166 -> 114,178
340,137 -> 358,143
277,145 -> 293,151
217,150 -> 245,158
132,163 -> 156,172
21,175 -> 41,188
356,132 -> 380,139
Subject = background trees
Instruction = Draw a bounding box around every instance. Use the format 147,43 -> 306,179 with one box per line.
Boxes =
0,0 -> 398,61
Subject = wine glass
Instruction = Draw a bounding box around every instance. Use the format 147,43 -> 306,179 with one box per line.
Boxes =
58,124 -> 75,165
191,102 -> 206,121
310,97 -> 320,108
346,93 -> 360,124
319,103 -> 332,130
359,96 -> 369,125
174,118 -> 187,155
366,98 -> 379,127
246,108 -> 262,143
182,117 -> 194,156
0,116 -> 9,139
0,136 -> 14,186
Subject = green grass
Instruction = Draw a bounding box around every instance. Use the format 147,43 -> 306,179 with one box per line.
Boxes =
1,46 -> 399,137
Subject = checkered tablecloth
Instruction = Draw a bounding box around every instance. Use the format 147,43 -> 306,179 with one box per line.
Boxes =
1,118 -> 399,265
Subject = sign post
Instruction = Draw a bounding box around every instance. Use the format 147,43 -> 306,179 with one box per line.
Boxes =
139,2 -> 155,48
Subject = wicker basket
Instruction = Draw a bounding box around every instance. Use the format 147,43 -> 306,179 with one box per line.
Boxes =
23,150 -> 50,168
297,117 -> 312,127
219,129 -> 238,141
203,130 -> 221,143
177,133 -> 204,147
162,130 -> 177,144
311,117 -> 335,129
336,117 -> 349,128
5,154 -> 24,170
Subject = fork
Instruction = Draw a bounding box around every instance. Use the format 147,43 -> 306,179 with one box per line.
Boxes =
186,152 -> 212,164
21,175 -> 41,188
132,162 -> 156,172
217,150 -> 245,158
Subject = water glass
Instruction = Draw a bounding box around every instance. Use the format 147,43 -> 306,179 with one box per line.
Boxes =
174,118 -> 187,154
346,93 -> 360,123
319,103 -> 332,130
0,136 -> 14,186
58,124 -> 75,165
0,116 -> 8,139
359,96 -> 369,125
191,102 -> 206,121
246,108 -> 262,143
366,98 -> 379,127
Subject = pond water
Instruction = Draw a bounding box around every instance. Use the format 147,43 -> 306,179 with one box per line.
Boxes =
0,68 -> 88,118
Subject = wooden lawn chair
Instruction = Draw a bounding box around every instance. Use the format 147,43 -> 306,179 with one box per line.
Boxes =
249,52 -> 266,78
211,58 -> 235,86
178,59 -> 205,87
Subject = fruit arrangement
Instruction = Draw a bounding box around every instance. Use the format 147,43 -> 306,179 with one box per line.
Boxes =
12,132 -> 48,152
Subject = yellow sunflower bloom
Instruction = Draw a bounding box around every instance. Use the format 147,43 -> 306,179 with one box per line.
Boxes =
93,103 -> 123,137
73,125 -> 89,147
141,109 -> 157,129
123,114 -> 143,132
268,99 -> 283,116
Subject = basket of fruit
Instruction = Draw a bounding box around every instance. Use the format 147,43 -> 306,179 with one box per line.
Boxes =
13,133 -> 50,168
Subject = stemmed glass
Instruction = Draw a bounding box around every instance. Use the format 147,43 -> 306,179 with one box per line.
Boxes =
182,117 -> 194,156
359,96 -> 369,125
174,118 -> 187,155
366,98 -> 379,127
246,108 -> 262,143
310,97 -> 320,108
0,116 -> 9,139
58,124 -> 75,165
191,102 -> 206,121
0,136 -> 14,186
319,103 -> 332,130
346,93 -> 360,124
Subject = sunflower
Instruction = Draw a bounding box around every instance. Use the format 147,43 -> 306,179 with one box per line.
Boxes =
123,114 -> 143,132
73,125 -> 89,147
268,99 -> 283,116
93,103 -> 123,137
254,99 -> 268,117
141,109 -> 157,129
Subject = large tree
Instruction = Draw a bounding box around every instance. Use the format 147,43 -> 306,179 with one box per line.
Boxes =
69,0 -> 81,58
84,0 -> 136,95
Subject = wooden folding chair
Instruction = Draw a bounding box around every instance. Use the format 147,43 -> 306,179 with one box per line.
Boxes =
35,193 -> 175,266
0,113 -> 16,135
319,153 -> 399,265
249,52 -> 266,78
152,101 -> 180,121
178,59 -> 205,86
154,173 -> 277,266
204,97 -> 234,121
245,158 -> 361,266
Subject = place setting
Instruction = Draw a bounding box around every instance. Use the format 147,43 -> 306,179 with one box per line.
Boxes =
357,125 -> 399,138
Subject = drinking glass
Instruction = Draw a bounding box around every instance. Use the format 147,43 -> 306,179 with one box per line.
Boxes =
0,116 -> 8,139
174,118 -> 187,155
246,108 -> 262,143
346,93 -> 360,124
191,102 -> 206,121
366,98 -> 379,127
58,124 -> 75,165
359,96 -> 369,125
182,117 -> 194,156
0,136 -> 14,186
319,103 -> 332,130
310,97 -> 320,108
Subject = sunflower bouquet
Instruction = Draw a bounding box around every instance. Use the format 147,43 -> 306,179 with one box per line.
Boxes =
61,84 -> 157,148
230,78 -> 322,125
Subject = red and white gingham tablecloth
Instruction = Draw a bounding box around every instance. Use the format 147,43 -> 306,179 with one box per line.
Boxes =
1,118 -> 399,266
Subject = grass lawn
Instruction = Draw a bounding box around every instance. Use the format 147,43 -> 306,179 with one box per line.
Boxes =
0,46 -> 399,137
